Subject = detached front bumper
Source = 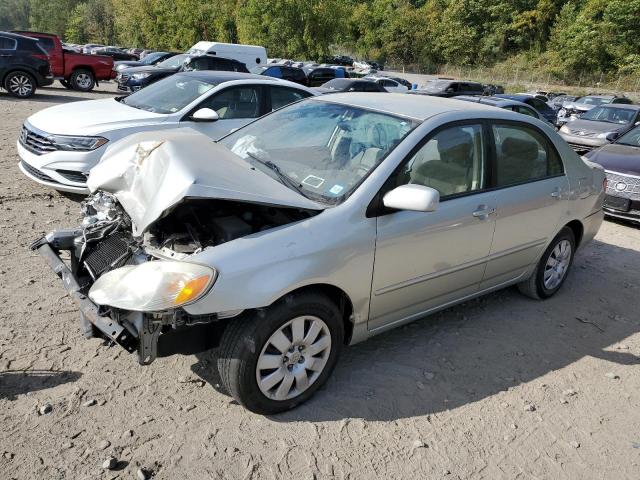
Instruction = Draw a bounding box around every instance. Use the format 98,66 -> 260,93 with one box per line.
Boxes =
33,232 -> 222,364
34,240 -> 138,354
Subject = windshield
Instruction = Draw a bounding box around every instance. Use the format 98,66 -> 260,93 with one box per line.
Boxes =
141,52 -> 167,65
121,74 -> 217,113
220,100 -> 418,203
616,126 -> 640,147
580,106 -> 636,124
156,53 -> 189,69
576,96 -> 611,106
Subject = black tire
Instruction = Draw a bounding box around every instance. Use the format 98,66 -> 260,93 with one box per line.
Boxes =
70,69 -> 95,92
217,291 -> 344,414
60,79 -> 73,89
518,227 -> 576,299
4,71 -> 36,98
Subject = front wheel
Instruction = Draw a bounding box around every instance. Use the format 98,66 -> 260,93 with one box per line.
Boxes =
518,227 -> 575,299
70,69 -> 95,92
217,292 -> 343,414
4,71 -> 36,98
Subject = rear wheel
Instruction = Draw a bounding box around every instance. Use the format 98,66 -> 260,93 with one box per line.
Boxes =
70,69 -> 95,92
217,291 -> 343,414
518,227 -> 575,299
4,71 -> 36,98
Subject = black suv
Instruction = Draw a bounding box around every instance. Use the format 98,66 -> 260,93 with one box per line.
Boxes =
117,54 -> 249,93
251,65 -> 308,86
0,31 -> 53,98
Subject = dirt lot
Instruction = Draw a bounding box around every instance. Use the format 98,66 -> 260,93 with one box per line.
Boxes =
0,84 -> 639,480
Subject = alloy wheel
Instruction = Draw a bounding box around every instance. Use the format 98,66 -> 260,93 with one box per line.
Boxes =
543,239 -> 572,290
256,315 -> 331,401
8,74 -> 33,97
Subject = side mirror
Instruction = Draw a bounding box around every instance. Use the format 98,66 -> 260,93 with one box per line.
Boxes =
382,184 -> 439,212
191,108 -> 219,122
445,87 -> 454,93
605,132 -> 619,142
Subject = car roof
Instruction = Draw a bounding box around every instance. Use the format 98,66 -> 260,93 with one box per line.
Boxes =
1,31 -> 39,41
455,95 -> 532,109
312,92 -> 498,120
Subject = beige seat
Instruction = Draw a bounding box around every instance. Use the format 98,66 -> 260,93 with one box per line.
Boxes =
410,129 -> 475,196
497,137 -> 540,185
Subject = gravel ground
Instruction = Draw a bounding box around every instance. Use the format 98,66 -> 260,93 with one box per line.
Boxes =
1,84 -> 639,480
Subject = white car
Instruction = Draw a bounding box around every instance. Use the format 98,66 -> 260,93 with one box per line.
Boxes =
18,72 -> 316,193
365,76 -> 409,94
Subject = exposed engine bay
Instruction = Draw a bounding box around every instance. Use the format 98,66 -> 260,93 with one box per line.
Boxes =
77,191 -> 318,279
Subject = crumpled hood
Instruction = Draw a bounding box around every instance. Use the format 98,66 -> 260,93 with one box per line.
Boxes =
87,129 -> 325,236
564,102 -> 598,112
564,119 -> 628,134
28,98 -> 167,135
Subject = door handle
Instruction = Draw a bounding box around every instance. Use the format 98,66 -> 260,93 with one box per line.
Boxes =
472,205 -> 496,220
550,188 -> 562,199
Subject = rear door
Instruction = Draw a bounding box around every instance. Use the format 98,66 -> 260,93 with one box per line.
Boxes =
0,35 -> 16,74
480,121 -> 568,289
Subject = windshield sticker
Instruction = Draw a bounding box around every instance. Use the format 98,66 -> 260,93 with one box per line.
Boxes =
329,184 -> 344,195
302,175 -> 325,188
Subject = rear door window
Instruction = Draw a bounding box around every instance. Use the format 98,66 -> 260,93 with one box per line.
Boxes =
491,123 -> 564,187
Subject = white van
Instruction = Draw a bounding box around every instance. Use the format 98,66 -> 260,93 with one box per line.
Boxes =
187,42 -> 267,69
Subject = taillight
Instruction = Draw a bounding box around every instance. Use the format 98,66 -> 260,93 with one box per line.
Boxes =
603,177 -> 607,191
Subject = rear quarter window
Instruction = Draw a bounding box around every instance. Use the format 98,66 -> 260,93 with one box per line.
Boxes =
0,36 -> 17,50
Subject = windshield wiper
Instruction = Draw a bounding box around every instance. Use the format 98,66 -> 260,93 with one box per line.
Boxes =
246,152 -> 311,199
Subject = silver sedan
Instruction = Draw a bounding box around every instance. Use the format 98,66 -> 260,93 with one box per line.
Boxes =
35,93 -> 605,414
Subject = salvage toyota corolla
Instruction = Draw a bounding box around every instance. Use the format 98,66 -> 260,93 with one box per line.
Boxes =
33,93 -> 605,414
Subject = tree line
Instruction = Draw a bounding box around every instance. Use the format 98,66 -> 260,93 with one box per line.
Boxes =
2,0 -> 640,82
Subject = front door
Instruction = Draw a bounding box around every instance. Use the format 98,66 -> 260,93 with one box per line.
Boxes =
369,123 -> 497,331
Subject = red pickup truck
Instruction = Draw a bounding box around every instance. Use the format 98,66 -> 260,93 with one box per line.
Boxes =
12,31 -> 115,91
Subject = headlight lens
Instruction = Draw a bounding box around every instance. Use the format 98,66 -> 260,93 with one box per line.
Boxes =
48,134 -> 108,151
596,131 -> 613,139
131,72 -> 151,79
559,108 -> 566,116
559,125 -> 570,133
88,261 -> 216,311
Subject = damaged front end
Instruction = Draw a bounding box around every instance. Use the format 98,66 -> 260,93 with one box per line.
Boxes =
32,132 -> 324,364
33,189 -> 319,365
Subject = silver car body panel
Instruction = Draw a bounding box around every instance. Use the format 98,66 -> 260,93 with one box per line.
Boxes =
88,93 -> 605,345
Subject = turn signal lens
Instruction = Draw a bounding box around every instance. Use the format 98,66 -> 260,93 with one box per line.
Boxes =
174,275 -> 211,305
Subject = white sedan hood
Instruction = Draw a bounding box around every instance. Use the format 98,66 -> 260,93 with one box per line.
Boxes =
88,129 -> 324,236
27,98 -> 167,135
